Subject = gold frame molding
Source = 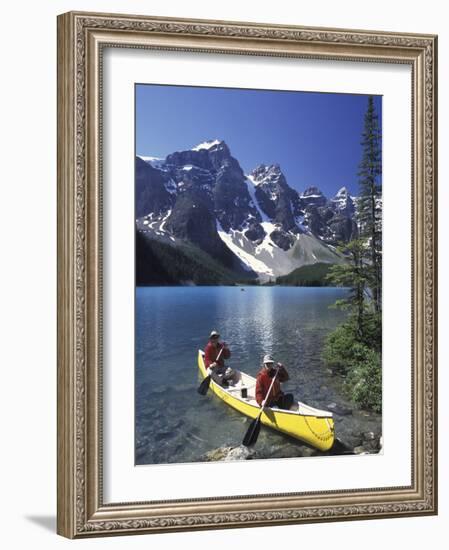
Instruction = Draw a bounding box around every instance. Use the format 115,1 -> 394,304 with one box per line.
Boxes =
57,11 -> 438,538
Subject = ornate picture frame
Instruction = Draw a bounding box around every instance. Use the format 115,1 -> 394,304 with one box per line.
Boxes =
57,11 -> 437,538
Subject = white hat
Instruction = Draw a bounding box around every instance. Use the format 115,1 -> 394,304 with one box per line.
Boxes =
209,330 -> 220,339
263,354 -> 274,364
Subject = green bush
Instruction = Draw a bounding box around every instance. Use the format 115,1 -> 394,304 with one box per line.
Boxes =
358,311 -> 382,352
322,322 -> 368,375
322,316 -> 382,412
345,348 -> 382,413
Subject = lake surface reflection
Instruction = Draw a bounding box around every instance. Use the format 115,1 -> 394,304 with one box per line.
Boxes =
135,286 -> 380,465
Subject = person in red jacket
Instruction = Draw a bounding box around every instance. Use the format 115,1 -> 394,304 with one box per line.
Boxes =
204,330 -> 237,387
255,354 -> 294,410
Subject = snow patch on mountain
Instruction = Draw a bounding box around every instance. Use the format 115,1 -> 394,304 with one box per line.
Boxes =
336,186 -> 348,196
301,193 -> 321,199
255,222 -> 278,257
245,176 -> 269,222
159,210 -> 172,232
192,139 -> 222,151
164,179 -> 177,195
217,221 -> 274,276
138,156 -> 165,170
294,214 -> 308,233
216,219 -> 343,281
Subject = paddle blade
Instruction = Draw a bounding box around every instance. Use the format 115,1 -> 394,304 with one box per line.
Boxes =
197,375 -> 211,395
242,416 -> 261,447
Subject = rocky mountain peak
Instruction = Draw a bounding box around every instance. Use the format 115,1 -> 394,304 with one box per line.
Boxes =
191,139 -> 227,153
301,186 -> 325,198
299,187 -> 327,212
247,163 -> 299,244
164,139 -> 233,173
250,163 -> 284,184
331,186 -> 355,216
335,186 -> 349,197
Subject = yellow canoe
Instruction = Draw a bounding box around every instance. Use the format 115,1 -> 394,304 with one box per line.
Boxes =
198,350 -> 335,451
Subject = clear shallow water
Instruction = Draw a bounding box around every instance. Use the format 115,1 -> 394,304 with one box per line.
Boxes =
135,286 -> 381,464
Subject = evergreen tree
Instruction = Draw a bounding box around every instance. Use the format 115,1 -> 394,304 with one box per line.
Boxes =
326,239 -> 369,338
357,96 -> 382,312
322,97 -> 383,413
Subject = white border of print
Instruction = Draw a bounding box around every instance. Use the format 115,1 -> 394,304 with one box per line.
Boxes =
102,47 -> 411,504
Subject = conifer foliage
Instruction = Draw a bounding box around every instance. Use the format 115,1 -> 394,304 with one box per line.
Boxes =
357,96 -> 382,313
323,96 -> 382,412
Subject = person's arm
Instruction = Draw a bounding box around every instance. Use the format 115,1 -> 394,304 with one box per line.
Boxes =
277,363 -> 289,382
220,342 -> 231,360
204,344 -> 214,369
255,375 -> 265,406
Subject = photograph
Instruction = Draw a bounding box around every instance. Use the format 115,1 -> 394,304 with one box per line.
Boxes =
134,84 -> 383,465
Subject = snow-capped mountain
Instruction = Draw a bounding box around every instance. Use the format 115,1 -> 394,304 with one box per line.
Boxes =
331,186 -> 355,215
136,140 -> 359,283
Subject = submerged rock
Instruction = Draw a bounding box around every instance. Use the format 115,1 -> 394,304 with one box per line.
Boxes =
360,431 -> 382,452
329,438 -> 352,455
353,446 -> 368,454
224,446 -> 255,461
341,435 -> 363,451
300,446 -> 316,457
353,434 -> 382,455
203,445 -> 255,462
327,402 -> 353,416
203,446 -> 232,461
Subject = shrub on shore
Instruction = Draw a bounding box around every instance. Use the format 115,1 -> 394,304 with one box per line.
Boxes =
345,347 -> 381,413
323,315 -> 382,413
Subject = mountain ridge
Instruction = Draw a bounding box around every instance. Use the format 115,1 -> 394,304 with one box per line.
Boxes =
136,139 -> 359,284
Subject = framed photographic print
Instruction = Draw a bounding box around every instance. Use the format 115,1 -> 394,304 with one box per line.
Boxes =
57,11 -> 438,538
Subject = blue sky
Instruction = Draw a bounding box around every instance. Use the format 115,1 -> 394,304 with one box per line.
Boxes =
136,84 -> 382,198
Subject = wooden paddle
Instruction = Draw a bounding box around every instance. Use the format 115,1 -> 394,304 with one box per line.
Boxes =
197,346 -> 225,395
242,366 -> 279,447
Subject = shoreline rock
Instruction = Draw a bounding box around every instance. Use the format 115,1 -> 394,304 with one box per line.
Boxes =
203,445 -> 255,462
327,402 -> 353,416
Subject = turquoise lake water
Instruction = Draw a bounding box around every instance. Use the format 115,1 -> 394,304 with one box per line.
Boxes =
135,286 -> 380,464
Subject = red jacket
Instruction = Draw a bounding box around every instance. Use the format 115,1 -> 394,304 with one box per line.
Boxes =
255,365 -> 289,406
204,342 -> 231,369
